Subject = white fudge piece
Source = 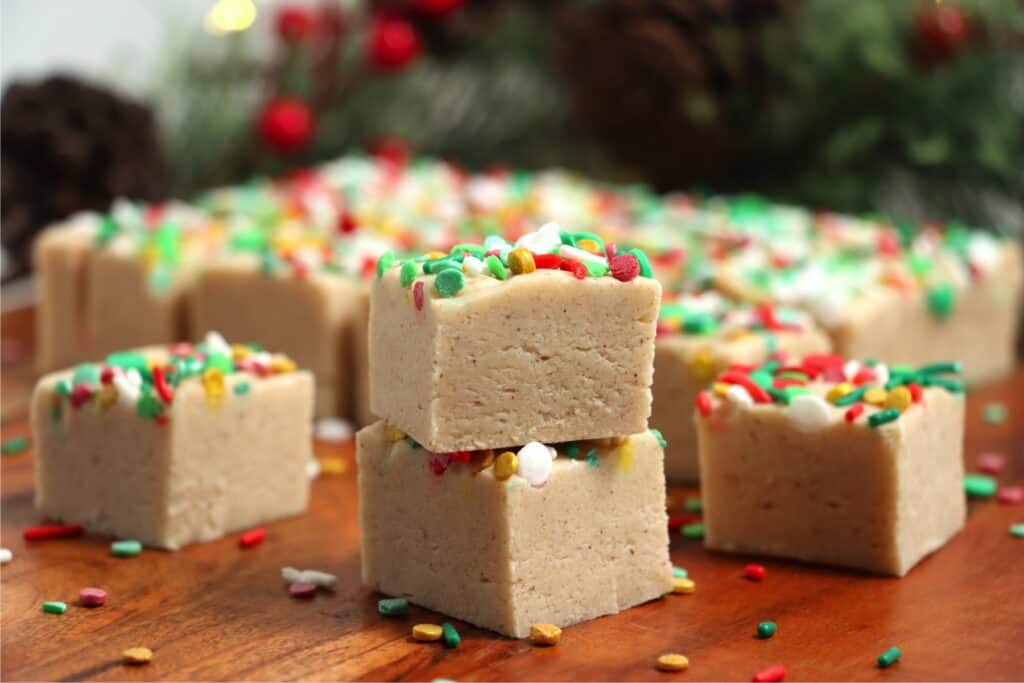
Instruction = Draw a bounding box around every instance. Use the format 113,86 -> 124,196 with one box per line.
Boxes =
358,421 -> 673,637
31,340 -> 313,550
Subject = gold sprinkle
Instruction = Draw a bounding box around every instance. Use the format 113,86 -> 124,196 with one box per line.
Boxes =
529,623 -> 562,645
97,384 -> 118,412
270,355 -> 296,373
864,387 -> 887,406
231,344 -> 252,362
494,451 -> 518,481
672,577 -> 696,595
687,348 -> 715,382
657,653 -> 690,672
508,248 -> 536,275
122,647 -> 153,665
885,386 -> 913,413
384,423 -> 406,443
826,382 -> 853,404
412,623 -> 443,642
472,449 -> 496,473
319,457 -> 348,476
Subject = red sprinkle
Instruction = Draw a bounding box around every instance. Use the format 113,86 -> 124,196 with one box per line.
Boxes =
609,253 -> 640,282
695,391 -> 713,417
24,524 -> 85,541
152,366 -> 174,405
69,384 -> 93,410
429,453 -> 450,476
668,514 -> 701,531
100,367 -> 115,385
338,211 -> 358,234
560,258 -> 587,280
447,451 -> 472,464
605,242 -> 617,258
877,231 -> 900,256
744,564 -> 766,581
996,486 -> 1023,504
977,453 -> 1006,474
844,404 -> 865,423
413,281 -> 425,311
753,665 -> 786,682
239,528 -> 266,548
533,253 -> 562,270
852,368 -> 876,385
907,382 -> 923,403
79,587 -> 107,607
289,582 -> 317,598
718,371 -> 772,403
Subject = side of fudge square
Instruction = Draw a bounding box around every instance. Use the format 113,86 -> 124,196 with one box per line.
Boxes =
695,356 -> 965,576
31,334 -> 313,550
357,421 -> 673,638
369,228 -> 661,452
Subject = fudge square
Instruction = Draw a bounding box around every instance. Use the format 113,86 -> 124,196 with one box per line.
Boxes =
31,334 -> 313,550
357,420 -> 673,637
696,355 -> 965,576
369,226 -> 662,452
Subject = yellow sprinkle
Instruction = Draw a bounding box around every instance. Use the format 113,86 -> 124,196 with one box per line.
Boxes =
576,238 -> 601,254
412,623 -> 443,642
508,248 -> 536,275
712,382 -> 730,397
384,423 -> 406,442
202,367 -> 225,405
529,623 -> 562,645
826,382 -> 853,404
472,449 -> 496,473
494,451 -> 518,481
319,457 -> 348,476
657,653 -> 690,672
616,437 -> 634,472
687,348 -> 715,382
864,387 -> 887,406
270,355 -> 296,373
426,250 -> 447,260
97,384 -> 118,412
122,647 -> 153,665
725,328 -> 752,341
231,344 -> 252,362
885,386 -> 913,413
672,577 -> 696,595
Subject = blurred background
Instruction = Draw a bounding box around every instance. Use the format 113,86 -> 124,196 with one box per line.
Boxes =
3,0 -> 1024,280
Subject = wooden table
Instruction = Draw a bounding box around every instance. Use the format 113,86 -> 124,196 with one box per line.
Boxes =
2,306 -> 1022,681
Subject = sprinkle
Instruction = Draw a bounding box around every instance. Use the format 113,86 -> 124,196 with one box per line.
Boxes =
682,522 -> 705,540
516,222 -> 563,254
307,458 -> 321,479
201,367 -> 225,404
281,567 -> 337,589
412,623 -> 443,642
833,385 -> 868,407
609,253 -> 640,282
0,548 -> 11,564
413,281 -> 425,311
684,497 -> 702,513
375,251 -> 394,279
233,382 -> 250,396
122,647 -> 153,665
753,664 -> 786,682
868,409 -> 900,428
825,383 -> 852,404
442,622 -> 461,648
1010,524 -> 1024,538
533,253 -> 562,270
926,283 -> 955,319
863,387 -> 887,406
624,247 -> 653,277
964,473 -> 997,498
493,451 -> 518,481
977,453 -> 1006,474
400,260 -> 418,288
314,417 -> 354,443
516,442 -> 553,487
79,587 -> 107,607
462,255 -> 485,276
997,487 -> 1023,504
239,528 -> 265,548
384,423 -> 407,442
586,447 -> 600,468
695,391 -> 713,417
289,581 -> 318,598
719,371 -> 772,403
485,254 -> 508,280
877,646 -> 901,668
672,577 -> 696,594
884,386 -> 912,413
668,515 -> 699,531
24,524 -> 84,541
2,435 -> 30,455
434,268 -> 465,297
786,394 -> 831,432
657,654 -> 690,672
42,601 -> 67,614
918,361 -> 961,376
529,623 -> 562,645
757,621 -> 777,639
111,540 -> 142,557
378,597 -> 410,616
650,428 -> 667,448
745,564 -> 766,581
152,365 -> 173,404
844,404 -> 864,423
726,384 -> 754,408
508,248 -> 536,275
673,566 -> 688,578
983,402 -> 1007,425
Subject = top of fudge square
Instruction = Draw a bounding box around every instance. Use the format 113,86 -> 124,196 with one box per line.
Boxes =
37,332 -> 303,425
658,290 -> 819,340
696,353 -> 964,431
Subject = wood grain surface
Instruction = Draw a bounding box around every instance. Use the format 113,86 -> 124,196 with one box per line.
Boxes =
2,306 -> 1022,681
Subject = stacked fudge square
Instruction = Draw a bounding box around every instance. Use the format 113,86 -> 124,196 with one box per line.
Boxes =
357,225 -> 674,638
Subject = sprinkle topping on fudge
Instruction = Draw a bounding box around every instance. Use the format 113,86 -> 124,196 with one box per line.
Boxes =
46,332 -> 298,424
696,354 -> 963,429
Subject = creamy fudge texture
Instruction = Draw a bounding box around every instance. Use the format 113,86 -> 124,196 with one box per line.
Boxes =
34,220 -> 96,372
652,295 -> 831,482
369,237 -> 661,451
31,337 -> 312,550
358,421 -> 673,638
696,356 -> 965,576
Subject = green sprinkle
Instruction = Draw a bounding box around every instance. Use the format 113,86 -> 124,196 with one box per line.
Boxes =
983,402 -> 1007,425
586,448 -> 600,468
584,261 -> 609,278
780,386 -> 810,404
1010,524 -> 1024,538
405,437 -> 421,449
559,230 -> 576,247
233,382 -> 250,396
682,314 -> 718,335
96,215 -> 119,247
55,379 -> 72,398
918,361 -> 961,376
423,257 -> 461,275
204,352 -> 234,374
451,244 -> 486,259
400,260 -> 418,288
926,283 -> 955,319
2,436 -> 30,455
42,601 -> 67,615
434,268 -> 465,298
877,646 -> 901,668
868,409 -> 900,428
929,377 -> 965,393
377,597 -> 409,617
572,231 -> 605,252
106,351 -> 150,376
672,566 -> 688,578
111,540 -> 142,557
624,248 -> 653,278
441,622 -> 461,649
649,429 -> 667,449
681,522 -> 705,540
757,621 -> 777,639
375,251 -> 394,279
964,474 -> 997,498
485,254 -> 507,280
72,363 -> 101,386
565,442 -> 581,459
684,497 -> 703,513
135,394 -> 164,420
749,370 -> 773,389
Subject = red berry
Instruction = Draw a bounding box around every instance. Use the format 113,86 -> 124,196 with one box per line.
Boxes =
609,253 -> 640,282
258,98 -> 315,152
275,5 -> 314,42
368,16 -> 421,72
414,0 -> 465,18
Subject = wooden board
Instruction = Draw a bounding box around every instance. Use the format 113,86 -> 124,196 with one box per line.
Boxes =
2,306 -> 1023,681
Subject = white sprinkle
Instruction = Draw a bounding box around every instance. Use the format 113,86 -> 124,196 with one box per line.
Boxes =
874,363 -> 890,386
204,331 -> 231,356
462,255 -> 485,277
516,442 -> 553,487
843,360 -> 861,382
515,222 -> 563,254
314,418 -> 353,443
787,394 -> 832,432
282,567 -> 336,589
0,548 -> 12,564
547,446 -> 558,460
725,385 -> 754,408
113,368 -> 142,407
558,244 -> 608,266
306,459 -> 321,480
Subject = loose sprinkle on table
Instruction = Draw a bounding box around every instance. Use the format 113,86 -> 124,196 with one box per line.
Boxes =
673,577 -> 696,595
757,621 -> 777,639
673,566 -> 688,578
997,487 -> 1024,505
289,581 -> 318,598
745,564 -> 766,582
753,664 -> 786,682
111,540 -> 142,557
1010,524 -> 1024,538
42,601 -> 67,614
79,587 -> 107,607
877,646 -> 901,668
24,524 -> 84,541
657,653 -> 690,672
122,647 -> 153,665
378,597 -> 410,616
412,623 -> 443,642
2,435 -> 29,455
281,567 -> 337,589
319,457 -> 349,476
238,528 -> 265,548
681,522 -> 705,540
441,622 -> 461,649
964,474 -> 997,498
529,623 -> 562,645
314,417 -> 354,443
977,453 -> 1006,474
982,402 -> 1007,425
684,497 -> 702,513
0,548 -> 12,564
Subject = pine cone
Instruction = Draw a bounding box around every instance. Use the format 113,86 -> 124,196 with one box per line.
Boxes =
1,75 -> 167,277
557,0 -> 795,191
